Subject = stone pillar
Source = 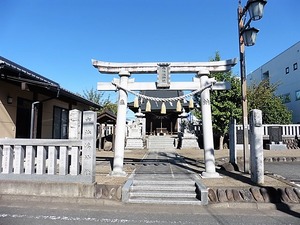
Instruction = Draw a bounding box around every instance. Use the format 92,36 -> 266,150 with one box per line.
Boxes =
68,109 -> 82,176
14,145 -> 24,174
142,117 -> 146,137
198,71 -> 220,178
111,70 -> 130,176
229,118 -> 237,164
25,146 -> 35,174
2,145 -> 13,174
249,109 -> 264,184
36,146 -> 46,174
48,146 -> 57,175
69,109 -> 82,140
82,111 -> 97,182
135,109 -> 145,137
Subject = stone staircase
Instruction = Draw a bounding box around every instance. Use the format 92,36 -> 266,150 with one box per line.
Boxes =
147,135 -> 176,150
122,144 -> 208,205
124,175 -> 204,205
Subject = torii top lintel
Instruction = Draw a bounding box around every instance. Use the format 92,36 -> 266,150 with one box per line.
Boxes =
92,58 -> 237,74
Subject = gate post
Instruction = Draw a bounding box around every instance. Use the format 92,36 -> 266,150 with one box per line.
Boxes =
229,118 -> 237,164
69,109 -> 82,140
82,111 -> 97,183
198,71 -> 220,178
111,70 -> 130,176
249,109 -> 264,184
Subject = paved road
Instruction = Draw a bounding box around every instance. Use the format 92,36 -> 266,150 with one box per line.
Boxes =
0,200 -> 299,225
265,161 -> 300,186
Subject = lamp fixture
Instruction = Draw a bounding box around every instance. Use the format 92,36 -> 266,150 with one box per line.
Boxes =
243,27 -> 259,46
246,0 -> 267,21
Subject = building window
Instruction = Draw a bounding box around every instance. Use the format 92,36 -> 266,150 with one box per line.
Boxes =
285,67 -> 289,74
280,93 -> 291,103
53,106 -> 69,139
293,63 -> 298,70
296,90 -> 300,101
262,71 -> 269,85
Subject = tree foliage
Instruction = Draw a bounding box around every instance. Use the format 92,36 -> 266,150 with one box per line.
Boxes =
194,52 -> 242,149
83,87 -> 118,114
247,80 -> 292,124
193,52 -> 292,150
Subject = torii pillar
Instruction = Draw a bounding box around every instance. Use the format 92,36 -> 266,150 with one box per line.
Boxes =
111,70 -> 130,176
198,69 -> 219,177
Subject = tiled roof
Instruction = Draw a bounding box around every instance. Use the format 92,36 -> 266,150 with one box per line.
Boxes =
0,56 -> 100,109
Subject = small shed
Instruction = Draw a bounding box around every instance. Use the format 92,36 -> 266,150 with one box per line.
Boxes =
97,110 -> 117,150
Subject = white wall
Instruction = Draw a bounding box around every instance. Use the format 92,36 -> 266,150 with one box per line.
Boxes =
248,41 -> 300,123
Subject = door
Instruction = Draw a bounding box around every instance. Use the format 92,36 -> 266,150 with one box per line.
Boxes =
16,98 -> 32,138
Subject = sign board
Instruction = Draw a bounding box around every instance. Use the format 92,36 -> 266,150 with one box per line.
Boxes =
157,64 -> 170,88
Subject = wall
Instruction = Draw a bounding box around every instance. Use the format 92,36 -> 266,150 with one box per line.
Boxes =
248,42 -> 300,123
0,80 -> 92,139
0,81 -> 33,138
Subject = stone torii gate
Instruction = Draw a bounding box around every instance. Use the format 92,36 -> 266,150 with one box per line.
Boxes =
92,59 -> 237,178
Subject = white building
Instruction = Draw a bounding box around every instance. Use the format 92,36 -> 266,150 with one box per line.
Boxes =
248,41 -> 300,123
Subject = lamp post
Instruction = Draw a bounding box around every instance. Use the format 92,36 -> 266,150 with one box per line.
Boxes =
238,0 -> 267,173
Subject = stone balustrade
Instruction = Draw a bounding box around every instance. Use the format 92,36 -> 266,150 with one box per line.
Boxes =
232,123 -> 300,150
236,124 -> 300,139
0,111 -> 97,184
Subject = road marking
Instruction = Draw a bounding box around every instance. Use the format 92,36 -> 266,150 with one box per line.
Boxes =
0,213 -> 195,224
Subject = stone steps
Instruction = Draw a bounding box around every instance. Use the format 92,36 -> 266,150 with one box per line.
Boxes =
147,136 -> 176,150
125,178 -> 202,205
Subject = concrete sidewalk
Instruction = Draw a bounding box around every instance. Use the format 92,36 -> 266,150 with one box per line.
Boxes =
96,148 -> 300,188
0,147 -> 299,208
96,148 -> 300,206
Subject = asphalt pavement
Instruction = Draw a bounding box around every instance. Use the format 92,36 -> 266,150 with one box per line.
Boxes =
0,199 -> 299,225
265,161 -> 300,186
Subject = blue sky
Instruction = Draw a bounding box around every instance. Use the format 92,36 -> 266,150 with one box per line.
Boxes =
1,0 -> 299,103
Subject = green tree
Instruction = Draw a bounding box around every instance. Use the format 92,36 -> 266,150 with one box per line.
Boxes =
194,52 -> 242,150
83,87 -> 118,114
100,98 -> 118,114
194,52 -> 292,150
247,80 -> 292,124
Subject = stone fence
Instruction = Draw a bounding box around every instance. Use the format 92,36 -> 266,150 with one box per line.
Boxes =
0,111 -> 97,184
230,121 -> 300,150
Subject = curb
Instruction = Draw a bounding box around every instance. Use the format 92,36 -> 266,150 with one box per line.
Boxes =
0,194 -> 123,207
207,202 -> 300,210
207,187 -> 300,205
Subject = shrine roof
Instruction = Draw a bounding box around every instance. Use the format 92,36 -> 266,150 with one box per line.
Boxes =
97,110 -> 117,124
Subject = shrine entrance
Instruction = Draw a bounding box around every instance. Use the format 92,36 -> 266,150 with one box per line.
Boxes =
128,90 -> 189,136
93,59 -> 237,178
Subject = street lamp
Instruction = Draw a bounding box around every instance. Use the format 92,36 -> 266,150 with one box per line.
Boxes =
238,0 -> 267,173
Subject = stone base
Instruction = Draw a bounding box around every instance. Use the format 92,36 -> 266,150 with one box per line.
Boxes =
182,134 -> 199,149
266,144 -> 287,150
201,171 -> 222,178
110,170 -> 127,177
125,138 -> 144,149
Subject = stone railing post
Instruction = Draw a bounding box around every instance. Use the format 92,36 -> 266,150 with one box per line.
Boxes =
36,146 -> 46,174
14,145 -> 24,174
2,145 -> 13,174
229,118 -> 237,164
82,111 -> 97,183
69,109 -> 82,140
0,145 -> 2,171
68,109 -> 82,175
249,109 -> 264,184
25,146 -> 35,174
